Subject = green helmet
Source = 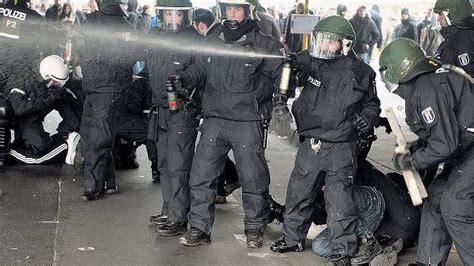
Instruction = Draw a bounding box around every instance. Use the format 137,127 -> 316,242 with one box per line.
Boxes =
310,16 -> 355,59
98,0 -> 127,10
156,0 -> 193,32
379,38 -> 441,92
434,0 -> 472,25
156,0 -> 192,7
216,0 -> 259,21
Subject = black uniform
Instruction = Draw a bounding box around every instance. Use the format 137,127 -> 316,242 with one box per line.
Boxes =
394,68 -> 474,265
284,50 -> 381,256
180,22 -> 283,235
114,74 -> 158,174
0,2 -> 72,164
436,16 -> 474,75
78,4 -> 136,195
147,26 -> 201,223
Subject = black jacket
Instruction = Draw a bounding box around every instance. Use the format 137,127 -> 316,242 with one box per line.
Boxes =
146,26 -> 202,108
350,15 -> 381,54
291,51 -> 381,142
395,69 -> 474,169
436,16 -> 474,75
393,18 -> 418,41
181,25 -> 284,121
79,4 -> 136,94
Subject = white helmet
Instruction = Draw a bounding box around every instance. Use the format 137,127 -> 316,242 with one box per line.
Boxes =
39,55 -> 69,87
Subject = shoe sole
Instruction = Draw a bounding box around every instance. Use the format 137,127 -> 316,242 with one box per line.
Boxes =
82,194 -> 104,201
158,228 -> 187,237
351,245 -> 383,265
247,242 -> 263,249
270,247 -> 304,253
179,237 -> 211,247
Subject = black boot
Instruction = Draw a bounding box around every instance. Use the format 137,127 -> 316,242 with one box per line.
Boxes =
82,191 -> 104,201
351,235 -> 383,264
246,229 -> 263,248
104,185 -> 119,195
157,221 -> 187,236
268,195 -> 285,224
270,236 -> 304,253
179,227 -> 211,247
150,213 -> 168,226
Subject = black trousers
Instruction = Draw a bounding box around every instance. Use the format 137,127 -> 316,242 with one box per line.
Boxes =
156,107 -> 199,222
417,151 -> 474,265
187,118 -> 270,234
282,139 -> 359,257
80,92 -> 125,193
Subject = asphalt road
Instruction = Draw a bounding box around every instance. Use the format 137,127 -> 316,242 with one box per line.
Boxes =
0,69 -> 462,265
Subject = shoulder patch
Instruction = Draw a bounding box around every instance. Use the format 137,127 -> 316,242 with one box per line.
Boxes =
458,53 -> 470,66
421,107 -> 435,124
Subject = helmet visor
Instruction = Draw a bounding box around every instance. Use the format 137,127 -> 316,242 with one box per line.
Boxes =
310,31 -> 343,59
156,8 -> 193,32
217,3 -> 251,21
379,68 -> 399,93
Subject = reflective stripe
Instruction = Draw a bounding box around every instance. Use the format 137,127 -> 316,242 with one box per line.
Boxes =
10,143 -> 67,164
10,88 -> 26,95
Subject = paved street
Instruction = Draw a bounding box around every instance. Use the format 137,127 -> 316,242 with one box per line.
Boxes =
0,73 -> 463,265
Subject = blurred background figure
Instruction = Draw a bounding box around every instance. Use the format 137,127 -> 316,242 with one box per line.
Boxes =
392,8 -> 418,41
137,4 -> 153,34
417,8 -> 443,57
336,4 -> 347,19
350,6 -> 380,64
370,5 -> 383,51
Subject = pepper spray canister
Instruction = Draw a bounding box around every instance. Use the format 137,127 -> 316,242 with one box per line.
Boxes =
279,62 -> 291,95
166,81 -> 178,112
63,39 -> 72,67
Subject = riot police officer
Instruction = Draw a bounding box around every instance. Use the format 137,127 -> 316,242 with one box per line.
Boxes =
379,38 -> 474,266
0,0 -> 58,165
269,16 -> 381,265
434,0 -> 474,75
147,0 -> 202,236
78,0 -> 137,200
176,0 -> 284,249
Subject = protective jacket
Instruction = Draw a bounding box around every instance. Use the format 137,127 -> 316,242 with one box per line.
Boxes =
436,16 -> 474,75
181,25 -> 283,121
292,51 -> 381,142
147,26 -> 202,108
395,68 -> 474,170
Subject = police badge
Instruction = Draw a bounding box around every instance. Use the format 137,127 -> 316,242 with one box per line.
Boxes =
458,53 -> 470,66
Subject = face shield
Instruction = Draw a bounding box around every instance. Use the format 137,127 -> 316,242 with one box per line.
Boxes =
434,9 -> 451,28
156,7 -> 193,32
309,31 -> 345,59
379,67 -> 399,93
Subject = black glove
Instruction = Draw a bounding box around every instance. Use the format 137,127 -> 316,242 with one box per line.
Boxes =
272,94 -> 289,116
169,75 -> 189,98
377,117 -> 392,134
393,153 -> 414,171
42,88 -> 62,106
287,52 -> 299,73
353,114 -> 371,133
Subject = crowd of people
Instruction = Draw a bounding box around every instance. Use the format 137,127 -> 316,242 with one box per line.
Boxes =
0,0 -> 473,265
